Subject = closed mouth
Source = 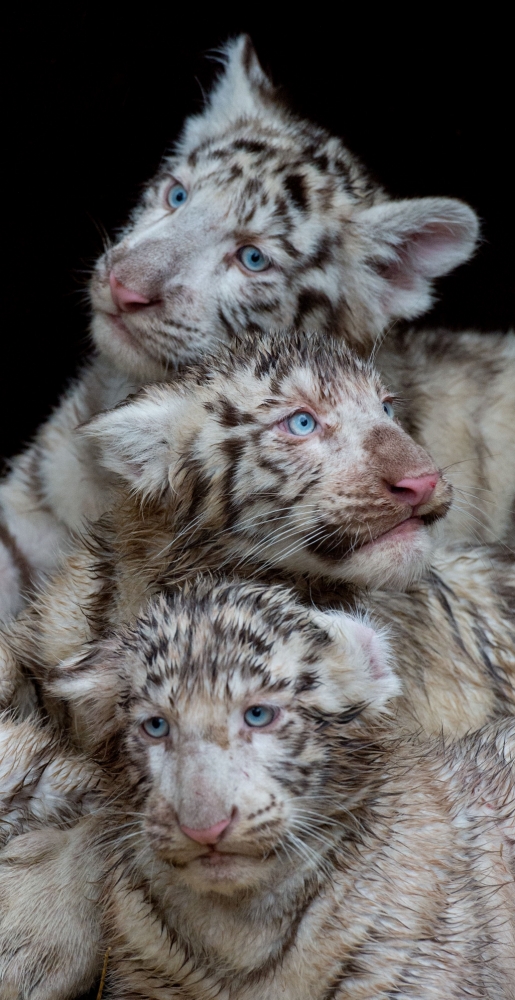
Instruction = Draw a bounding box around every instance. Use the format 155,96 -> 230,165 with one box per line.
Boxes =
200,851 -> 239,867
193,844 -> 265,867
307,515 -> 426,563
358,516 -> 424,552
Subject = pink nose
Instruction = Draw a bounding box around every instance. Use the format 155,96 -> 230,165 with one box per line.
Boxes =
180,817 -> 232,845
389,474 -> 439,508
109,272 -> 151,312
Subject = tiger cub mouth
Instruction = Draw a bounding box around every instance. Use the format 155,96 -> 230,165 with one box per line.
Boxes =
359,516 -> 424,549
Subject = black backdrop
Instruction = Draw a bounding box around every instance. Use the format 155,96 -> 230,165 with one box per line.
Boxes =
3,8 -> 513,461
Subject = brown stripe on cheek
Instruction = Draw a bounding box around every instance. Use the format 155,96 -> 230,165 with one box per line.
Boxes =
182,464 -> 217,525
254,453 -> 289,484
294,289 -> 337,329
218,436 -> 248,527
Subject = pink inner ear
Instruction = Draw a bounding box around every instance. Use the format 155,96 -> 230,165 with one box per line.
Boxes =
407,221 -> 469,274
351,621 -> 389,679
382,221 -> 471,288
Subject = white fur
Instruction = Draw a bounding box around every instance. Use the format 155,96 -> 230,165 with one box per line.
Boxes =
0,33 -> 500,623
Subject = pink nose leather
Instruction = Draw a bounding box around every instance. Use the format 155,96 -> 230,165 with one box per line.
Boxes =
390,474 -> 439,508
109,272 -> 151,312
180,818 -> 232,845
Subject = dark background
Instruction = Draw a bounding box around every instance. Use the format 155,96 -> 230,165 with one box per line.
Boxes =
3,8 -> 513,461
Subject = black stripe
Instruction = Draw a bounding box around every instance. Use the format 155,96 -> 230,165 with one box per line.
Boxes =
284,173 -> 308,212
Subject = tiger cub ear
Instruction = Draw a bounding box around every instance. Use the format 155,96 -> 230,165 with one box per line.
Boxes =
311,609 -> 401,717
81,383 -> 204,496
349,196 -> 479,328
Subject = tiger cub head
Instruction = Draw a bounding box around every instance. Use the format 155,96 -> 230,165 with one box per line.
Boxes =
89,35 -> 478,379
86,331 -> 452,590
50,576 -> 399,894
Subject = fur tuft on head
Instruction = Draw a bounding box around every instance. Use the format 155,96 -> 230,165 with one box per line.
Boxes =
179,35 -> 277,152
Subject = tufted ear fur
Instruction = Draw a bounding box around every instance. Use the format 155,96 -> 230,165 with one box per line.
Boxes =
349,197 -> 479,327
311,610 -> 401,716
178,35 -> 277,152
81,384 -> 204,497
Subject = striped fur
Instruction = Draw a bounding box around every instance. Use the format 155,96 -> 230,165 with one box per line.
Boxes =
47,579 -> 515,999
0,34 -> 510,622
86,331 -> 453,592
3,335 -> 514,738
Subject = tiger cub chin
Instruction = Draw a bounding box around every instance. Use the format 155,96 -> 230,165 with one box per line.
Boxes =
2,331 -> 514,738
45,578 -> 514,999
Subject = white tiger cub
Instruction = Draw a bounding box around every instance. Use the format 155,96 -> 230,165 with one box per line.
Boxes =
3,580 -> 513,998
45,579 -> 514,999
0,34 -> 512,620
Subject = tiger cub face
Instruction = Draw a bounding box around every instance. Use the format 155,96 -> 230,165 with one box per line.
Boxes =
89,35 -> 477,380
50,576 -> 398,895
87,331 -> 452,590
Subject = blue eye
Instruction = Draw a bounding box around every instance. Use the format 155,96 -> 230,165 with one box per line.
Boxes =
382,401 -> 394,419
167,184 -> 188,209
142,717 -> 170,738
244,705 -> 276,728
286,411 -> 317,436
238,246 -> 270,272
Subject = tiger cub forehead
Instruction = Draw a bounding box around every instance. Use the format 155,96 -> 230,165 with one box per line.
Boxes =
53,576 -> 398,744
186,331 -> 385,416
112,578 -> 357,700
139,38 -> 375,235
